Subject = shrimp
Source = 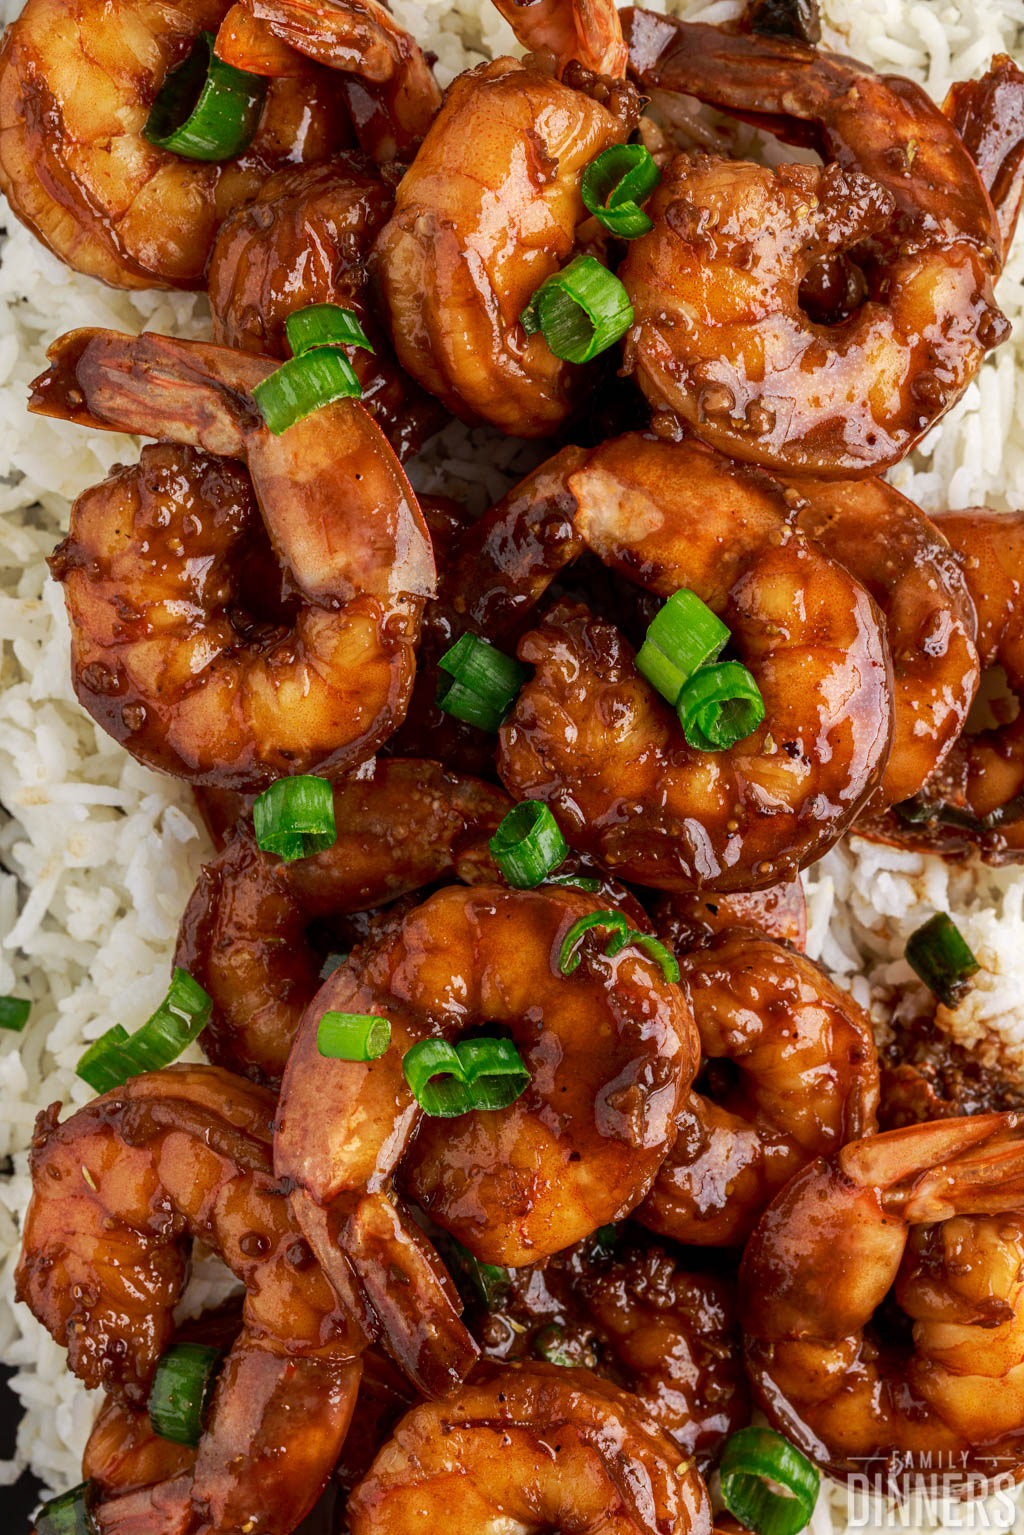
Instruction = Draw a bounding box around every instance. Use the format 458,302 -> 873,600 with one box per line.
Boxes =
176,758 -> 512,1082
619,13 -> 1009,477
15,1065 -> 363,1535
790,475 -> 979,809
638,931 -> 878,1247
741,1114 -> 1024,1486
472,1234 -> 748,1469
207,154 -> 445,460
652,878 -> 807,955
490,0 -> 626,77
945,55 -> 1024,256
33,327 -> 435,788
0,0 -> 354,288
346,1361 -> 712,1535
371,57 -> 633,436
275,882 -> 699,1393
497,433 -> 894,891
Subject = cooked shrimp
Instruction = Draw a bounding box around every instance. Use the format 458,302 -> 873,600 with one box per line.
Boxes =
945,55 -> 1024,255
207,154 -> 444,460
490,0 -> 626,77
476,1235 -> 748,1469
638,931 -> 878,1247
346,1361 -> 712,1535
790,475 -> 979,809
276,883 -> 699,1392
742,1114 -> 1024,1485
371,57 -> 631,436
652,878 -> 807,955
176,758 -> 511,1081
498,433 -> 894,891
35,327 -> 435,787
620,13 -> 1009,476
16,1065 -> 363,1535
0,0 -> 355,288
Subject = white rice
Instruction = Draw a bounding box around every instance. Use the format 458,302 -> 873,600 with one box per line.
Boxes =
1,0 -> 1024,1528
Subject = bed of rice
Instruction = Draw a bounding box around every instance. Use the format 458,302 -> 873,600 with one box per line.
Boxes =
1,0 -> 1024,1527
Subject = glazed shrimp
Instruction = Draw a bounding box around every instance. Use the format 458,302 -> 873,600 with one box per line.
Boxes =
176,758 -> 511,1082
498,433 -> 893,891
207,154 -> 445,460
34,327 -> 435,787
0,0 -> 354,288
276,883 -> 699,1393
490,0 -> 626,77
790,475 -> 979,809
619,13 -> 1009,477
652,878 -> 807,955
638,931 -> 878,1247
945,55 -> 1024,255
346,1362 -> 712,1535
16,1065 -> 363,1535
371,58 -> 632,436
742,1114 -> 1024,1485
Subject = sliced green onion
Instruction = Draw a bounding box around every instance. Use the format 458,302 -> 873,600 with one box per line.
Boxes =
253,775 -> 337,861
285,304 -> 375,359
905,913 -> 980,1009
592,1222 -> 621,1251
75,970 -> 213,1093
253,348 -> 362,436
144,32 -> 266,162
402,1038 -> 473,1118
35,1481 -> 96,1535
490,801 -> 567,889
559,910 -> 631,975
678,661 -> 765,751
436,633 -> 528,732
459,1037 -> 530,1112
520,255 -> 633,365
147,1342 -> 223,1446
317,1011 -> 391,1061
545,873 -> 601,893
533,1322 -> 575,1366
449,1236 -> 511,1308
636,589 -> 730,706
581,143 -> 661,238
0,996 -> 30,1032
719,1426 -> 820,1535
627,932 -> 680,984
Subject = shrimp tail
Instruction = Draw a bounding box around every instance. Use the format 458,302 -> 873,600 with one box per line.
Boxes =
843,1113 -> 1024,1222
945,55 -> 1024,256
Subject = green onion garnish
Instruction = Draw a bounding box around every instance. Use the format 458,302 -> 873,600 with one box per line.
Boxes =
252,775 -> 337,861
558,912 -> 679,982
719,1426 -> 820,1535
532,1322 -> 575,1366
35,1481 -> 96,1535
449,1236 -> 511,1308
677,661 -> 765,751
317,1011 -> 391,1061
143,32 -> 266,161
284,304 -> 375,359
147,1342 -> 223,1446
490,801 -> 567,889
75,969 -> 213,1093
402,1037 -> 530,1117
0,996 -> 30,1032
520,254 -> 633,364
252,348 -> 363,435
545,873 -> 602,893
637,589 -> 730,706
905,913 -> 980,1009
581,143 -> 661,238
592,1222 -> 621,1251
436,633 -> 528,732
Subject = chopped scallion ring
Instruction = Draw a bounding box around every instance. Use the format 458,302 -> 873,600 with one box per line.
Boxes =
558,910 -> 631,975
35,1481 -> 97,1535
253,348 -> 363,435
592,1222 -> 621,1251
284,304 -> 375,359
628,932 -> 680,984
520,255 -> 633,364
532,1322 -> 575,1366
147,1342 -> 223,1446
581,143 -> 661,238
677,661 -> 765,751
905,912 -> 980,1009
636,589 -> 730,706
458,1037 -> 530,1111
436,633 -> 528,732
545,872 -> 601,893
144,32 -> 266,162
402,1038 -> 473,1117
317,1010 -> 391,1061
75,969 -> 213,1093
0,996 -> 30,1032
449,1236 -> 511,1308
719,1426 -> 820,1535
490,801 -> 567,888
252,774 -> 337,861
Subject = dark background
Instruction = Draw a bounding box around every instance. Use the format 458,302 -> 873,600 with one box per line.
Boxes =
1,1364 -> 40,1524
